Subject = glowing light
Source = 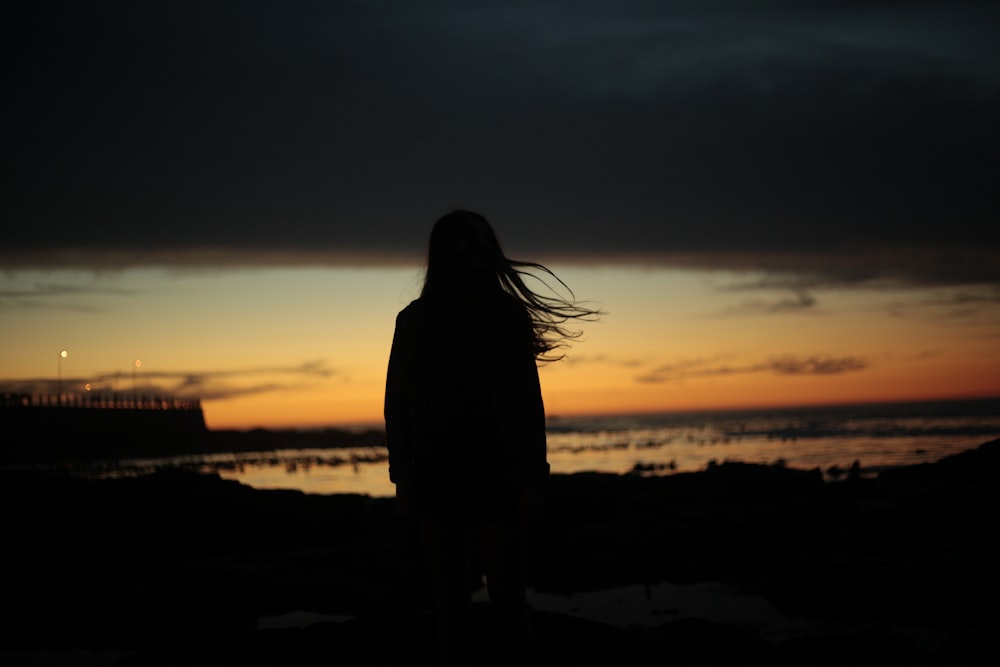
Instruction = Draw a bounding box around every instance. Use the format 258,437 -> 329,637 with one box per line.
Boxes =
132,359 -> 141,395
57,349 -> 69,399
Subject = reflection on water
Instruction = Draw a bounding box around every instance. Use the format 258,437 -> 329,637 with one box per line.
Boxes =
543,400 -> 1000,481
211,450 -> 396,498
546,431 -> 991,478
125,434 -> 982,498
82,399 -> 1000,498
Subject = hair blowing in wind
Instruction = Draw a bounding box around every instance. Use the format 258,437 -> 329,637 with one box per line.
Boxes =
421,209 -> 604,363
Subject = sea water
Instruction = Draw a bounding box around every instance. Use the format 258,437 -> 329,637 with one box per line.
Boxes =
181,398 -> 1000,497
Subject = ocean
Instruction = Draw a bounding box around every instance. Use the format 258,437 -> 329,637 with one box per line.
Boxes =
131,397 -> 1000,498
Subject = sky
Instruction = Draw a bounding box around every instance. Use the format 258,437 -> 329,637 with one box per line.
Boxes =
3,1 -> 999,430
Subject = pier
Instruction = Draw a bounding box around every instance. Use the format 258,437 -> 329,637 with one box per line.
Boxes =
2,392 -> 209,463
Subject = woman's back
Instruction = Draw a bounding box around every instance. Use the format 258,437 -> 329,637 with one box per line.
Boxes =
385,289 -> 546,517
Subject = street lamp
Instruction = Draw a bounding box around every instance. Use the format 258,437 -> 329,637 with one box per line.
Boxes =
58,349 -> 68,401
133,359 -> 141,396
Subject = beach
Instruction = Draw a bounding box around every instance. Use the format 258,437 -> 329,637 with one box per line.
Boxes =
2,438 -> 999,666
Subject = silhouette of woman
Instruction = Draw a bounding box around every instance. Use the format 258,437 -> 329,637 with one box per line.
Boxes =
384,209 -> 600,666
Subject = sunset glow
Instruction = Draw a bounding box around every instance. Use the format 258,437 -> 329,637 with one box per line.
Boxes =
3,2 -> 998,432
3,264 -> 997,430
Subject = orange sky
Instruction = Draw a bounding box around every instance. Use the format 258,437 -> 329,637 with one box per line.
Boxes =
5,264 -> 994,430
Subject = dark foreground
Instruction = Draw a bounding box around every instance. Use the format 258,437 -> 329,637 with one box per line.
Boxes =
2,440 -> 999,666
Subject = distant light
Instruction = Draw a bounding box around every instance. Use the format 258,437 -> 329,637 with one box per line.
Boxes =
134,359 -> 142,368
85,384 -> 92,391
60,350 -> 68,359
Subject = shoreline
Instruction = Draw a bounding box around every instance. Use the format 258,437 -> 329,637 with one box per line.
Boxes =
2,439 -> 998,665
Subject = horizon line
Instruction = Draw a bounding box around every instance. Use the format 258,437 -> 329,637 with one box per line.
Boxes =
211,393 -> 1000,433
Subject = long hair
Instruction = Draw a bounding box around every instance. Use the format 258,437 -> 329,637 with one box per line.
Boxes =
421,209 -> 602,362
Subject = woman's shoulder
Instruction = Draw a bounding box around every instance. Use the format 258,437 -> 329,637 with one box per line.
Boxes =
398,297 -> 428,315
394,298 -> 426,328
398,292 -> 527,322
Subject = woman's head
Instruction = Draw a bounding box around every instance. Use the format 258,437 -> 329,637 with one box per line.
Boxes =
423,209 -> 505,295
420,209 -> 603,362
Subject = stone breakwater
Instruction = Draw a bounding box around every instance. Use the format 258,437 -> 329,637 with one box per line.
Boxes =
1,392 -> 208,462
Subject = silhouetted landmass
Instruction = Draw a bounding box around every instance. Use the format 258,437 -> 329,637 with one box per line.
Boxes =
1,392 -> 386,463
1,439 -> 998,665
2,394 -> 209,463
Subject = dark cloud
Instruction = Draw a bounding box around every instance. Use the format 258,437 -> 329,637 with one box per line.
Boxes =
636,353 -> 869,383
887,286 -> 1000,326
769,355 -> 868,375
0,359 -> 337,401
717,288 -> 819,316
561,353 -> 647,368
0,281 -> 142,314
0,282 -> 136,308
168,360 -> 338,401
5,1 -> 999,283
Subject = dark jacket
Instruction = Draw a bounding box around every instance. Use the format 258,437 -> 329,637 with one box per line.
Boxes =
384,290 -> 549,515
